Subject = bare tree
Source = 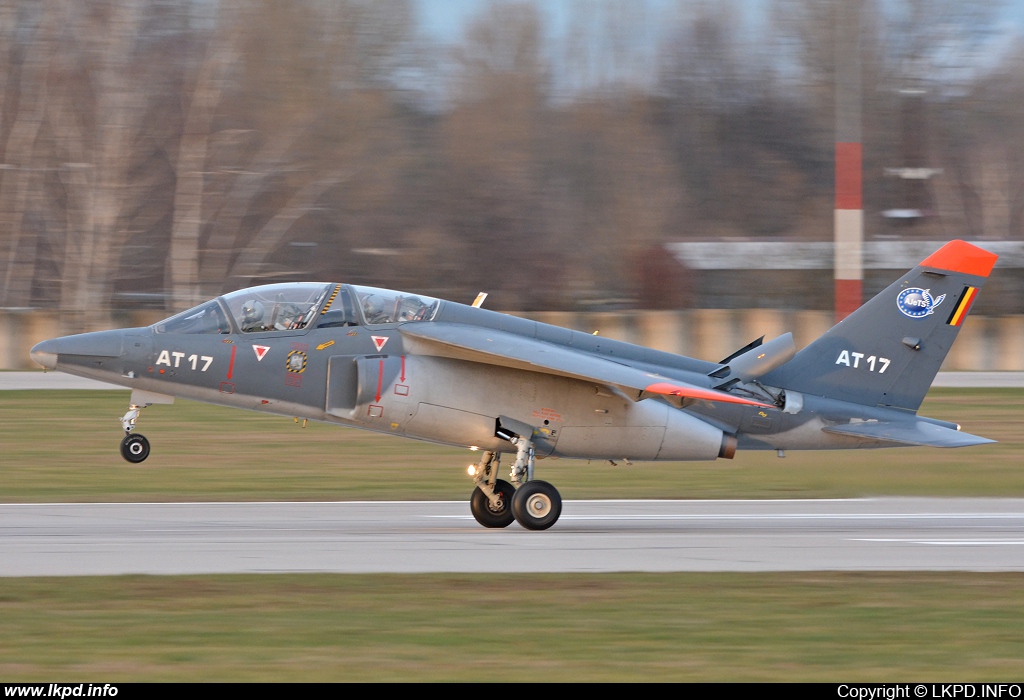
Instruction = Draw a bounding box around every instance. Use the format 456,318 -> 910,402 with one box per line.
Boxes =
0,1 -> 63,308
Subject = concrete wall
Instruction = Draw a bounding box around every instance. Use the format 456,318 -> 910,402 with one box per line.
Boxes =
5,309 -> 1022,371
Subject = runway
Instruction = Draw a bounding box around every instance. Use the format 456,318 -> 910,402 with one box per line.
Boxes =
4,498 -> 1024,576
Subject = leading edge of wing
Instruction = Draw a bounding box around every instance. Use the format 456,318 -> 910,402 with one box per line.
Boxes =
400,322 -> 771,408
822,420 -> 995,448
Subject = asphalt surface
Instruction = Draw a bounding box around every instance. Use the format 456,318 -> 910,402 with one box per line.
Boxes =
4,498 -> 1024,576
3,371 -> 1024,389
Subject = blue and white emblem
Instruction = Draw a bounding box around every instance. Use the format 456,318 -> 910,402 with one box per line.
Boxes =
897,288 -> 945,319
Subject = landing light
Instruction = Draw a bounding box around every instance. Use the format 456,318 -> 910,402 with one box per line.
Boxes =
467,465 -> 477,476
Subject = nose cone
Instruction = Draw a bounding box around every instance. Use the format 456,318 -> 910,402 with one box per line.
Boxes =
29,330 -> 126,369
30,339 -> 58,369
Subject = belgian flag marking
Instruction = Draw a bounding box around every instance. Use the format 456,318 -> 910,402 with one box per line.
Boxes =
946,286 -> 978,327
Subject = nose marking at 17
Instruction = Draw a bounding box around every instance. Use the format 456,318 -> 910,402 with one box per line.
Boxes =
156,350 -> 213,371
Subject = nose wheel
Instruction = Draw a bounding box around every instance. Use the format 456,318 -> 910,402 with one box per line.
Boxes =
120,433 -> 151,463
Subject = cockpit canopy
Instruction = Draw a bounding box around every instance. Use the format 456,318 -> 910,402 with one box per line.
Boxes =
350,285 -> 439,325
222,283 -> 331,333
154,283 -> 440,334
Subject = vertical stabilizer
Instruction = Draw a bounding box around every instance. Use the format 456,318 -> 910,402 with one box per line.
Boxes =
760,240 -> 997,410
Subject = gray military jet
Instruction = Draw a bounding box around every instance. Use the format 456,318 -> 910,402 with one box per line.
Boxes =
30,239 -> 997,530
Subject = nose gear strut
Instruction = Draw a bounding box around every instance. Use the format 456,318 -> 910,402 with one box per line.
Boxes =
120,405 -> 144,435
116,390 -> 173,464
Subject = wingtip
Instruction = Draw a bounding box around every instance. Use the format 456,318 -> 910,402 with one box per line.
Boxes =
919,240 -> 998,278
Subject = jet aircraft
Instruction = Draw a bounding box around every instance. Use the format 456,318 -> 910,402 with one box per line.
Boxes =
31,239 -> 997,530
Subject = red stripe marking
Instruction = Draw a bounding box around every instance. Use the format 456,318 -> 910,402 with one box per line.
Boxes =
644,382 -> 772,408
834,278 -> 863,322
920,240 -> 998,278
375,359 -> 384,403
835,142 -> 862,209
227,345 -> 236,379
400,355 -> 406,382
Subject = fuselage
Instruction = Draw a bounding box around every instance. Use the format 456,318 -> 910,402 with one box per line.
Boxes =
30,281 -> 939,462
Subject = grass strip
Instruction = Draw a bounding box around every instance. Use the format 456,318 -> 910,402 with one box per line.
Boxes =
1,572 -> 1023,681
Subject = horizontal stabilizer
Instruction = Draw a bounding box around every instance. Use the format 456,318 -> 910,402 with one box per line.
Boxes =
401,323 -> 771,408
822,420 -> 995,448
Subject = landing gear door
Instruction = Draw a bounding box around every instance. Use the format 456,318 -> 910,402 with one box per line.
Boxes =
497,415 -> 558,457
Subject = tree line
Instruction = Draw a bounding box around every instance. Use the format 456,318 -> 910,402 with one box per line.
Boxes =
0,0 -> 1018,328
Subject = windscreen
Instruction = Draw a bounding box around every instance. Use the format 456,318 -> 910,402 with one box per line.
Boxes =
154,300 -> 230,334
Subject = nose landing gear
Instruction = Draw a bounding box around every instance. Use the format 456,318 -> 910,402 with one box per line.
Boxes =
119,404 -> 150,464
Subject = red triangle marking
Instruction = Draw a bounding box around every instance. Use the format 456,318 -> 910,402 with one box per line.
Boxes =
253,345 -> 270,361
371,335 -> 389,352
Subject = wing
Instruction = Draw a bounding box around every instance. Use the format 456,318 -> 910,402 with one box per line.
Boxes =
400,322 -> 771,408
823,420 -> 994,448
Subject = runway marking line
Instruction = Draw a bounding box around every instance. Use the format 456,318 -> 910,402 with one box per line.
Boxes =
853,538 -> 1024,546
425,513 -> 1024,520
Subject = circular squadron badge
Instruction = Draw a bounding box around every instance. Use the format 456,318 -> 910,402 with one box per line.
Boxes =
897,288 -> 945,319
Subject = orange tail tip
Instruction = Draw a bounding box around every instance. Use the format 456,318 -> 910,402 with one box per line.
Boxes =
645,382 -> 773,408
919,240 -> 998,278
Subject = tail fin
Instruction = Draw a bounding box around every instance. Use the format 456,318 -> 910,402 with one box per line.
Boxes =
760,240 -> 997,411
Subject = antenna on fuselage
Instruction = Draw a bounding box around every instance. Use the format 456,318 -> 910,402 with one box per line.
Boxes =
472,292 -> 488,308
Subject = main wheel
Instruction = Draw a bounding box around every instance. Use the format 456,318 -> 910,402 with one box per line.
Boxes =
511,480 -> 562,530
120,433 -> 151,463
470,479 -> 517,528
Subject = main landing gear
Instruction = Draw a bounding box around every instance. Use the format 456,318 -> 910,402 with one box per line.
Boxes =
468,436 -> 562,530
119,403 -> 150,463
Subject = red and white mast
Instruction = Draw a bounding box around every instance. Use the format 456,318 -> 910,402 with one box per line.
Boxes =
834,0 -> 863,321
